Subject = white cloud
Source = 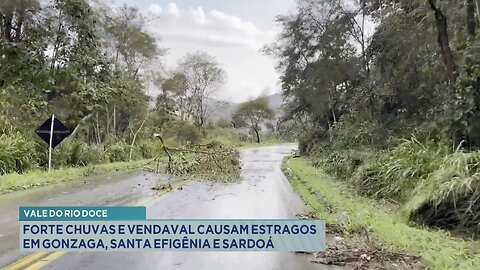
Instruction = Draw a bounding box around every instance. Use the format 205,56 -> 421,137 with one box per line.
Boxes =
167,3 -> 180,17
209,10 -> 262,36
188,7 -> 206,25
147,6 -> 274,51
148,4 -> 162,15
144,3 -> 280,102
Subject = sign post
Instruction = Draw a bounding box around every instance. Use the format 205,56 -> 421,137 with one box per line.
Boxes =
48,114 -> 55,172
35,115 -> 72,172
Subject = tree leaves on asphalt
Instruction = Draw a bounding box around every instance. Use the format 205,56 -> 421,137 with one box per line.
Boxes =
150,135 -> 241,182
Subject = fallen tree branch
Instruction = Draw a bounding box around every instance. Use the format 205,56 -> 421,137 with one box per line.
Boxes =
154,133 -> 173,172
152,134 -> 239,179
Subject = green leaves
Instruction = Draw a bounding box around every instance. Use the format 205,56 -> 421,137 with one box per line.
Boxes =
232,97 -> 275,143
154,141 -> 241,182
271,0 -> 480,236
105,4 -> 161,76
232,97 -> 275,129
0,132 -> 38,174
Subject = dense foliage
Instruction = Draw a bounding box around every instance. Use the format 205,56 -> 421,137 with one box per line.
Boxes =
232,97 -> 275,143
270,0 -> 480,235
0,0 -> 160,168
0,0 -> 250,175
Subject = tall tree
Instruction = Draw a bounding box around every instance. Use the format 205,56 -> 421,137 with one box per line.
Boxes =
178,52 -> 226,131
0,0 -> 157,145
427,0 -> 458,84
157,72 -> 191,121
232,97 -> 275,143
104,4 -> 161,78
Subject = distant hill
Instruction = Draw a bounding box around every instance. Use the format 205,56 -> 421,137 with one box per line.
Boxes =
207,99 -> 238,122
207,92 -> 284,122
266,93 -> 284,111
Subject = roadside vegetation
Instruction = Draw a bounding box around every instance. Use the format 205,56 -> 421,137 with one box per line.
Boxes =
283,157 -> 480,269
0,159 -> 150,194
267,0 -> 480,268
309,138 -> 480,237
0,0 -> 294,191
232,97 -> 275,144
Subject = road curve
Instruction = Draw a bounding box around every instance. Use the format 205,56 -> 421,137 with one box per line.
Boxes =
1,145 -> 336,270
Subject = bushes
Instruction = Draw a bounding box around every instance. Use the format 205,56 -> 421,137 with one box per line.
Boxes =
311,149 -> 373,180
299,128 -> 328,155
216,118 -> 233,128
136,140 -> 163,159
353,138 -> 450,202
0,132 -> 38,174
0,131 -> 159,174
205,127 -> 243,145
36,140 -> 110,167
77,145 -> 109,165
313,138 -> 450,202
404,151 -> 480,234
174,122 -> 202,144
331,118 -> 388,149
105,140 -> 129,162
311,136 -> 480,234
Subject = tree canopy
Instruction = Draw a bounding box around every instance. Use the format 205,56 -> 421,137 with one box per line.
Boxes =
268,0 -> 480,236
232,97 -> 274,143
268,0 -> 480,150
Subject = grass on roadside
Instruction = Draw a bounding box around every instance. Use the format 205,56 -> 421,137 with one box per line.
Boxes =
0,141 -> 289,195
283,157 -> 480,270
0,159 -> 153,194
0,139 -> 249,194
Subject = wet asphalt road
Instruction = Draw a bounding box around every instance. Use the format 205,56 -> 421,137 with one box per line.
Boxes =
0,170 -> 167,267
0,145 -> 337,270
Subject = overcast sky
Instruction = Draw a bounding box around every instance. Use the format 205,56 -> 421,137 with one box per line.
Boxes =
109,0 -> 296,102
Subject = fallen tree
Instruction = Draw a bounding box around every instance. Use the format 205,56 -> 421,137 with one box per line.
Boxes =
151,133 -> 241,181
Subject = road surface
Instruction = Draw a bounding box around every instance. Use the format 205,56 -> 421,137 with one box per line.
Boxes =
0,145 -> 337,270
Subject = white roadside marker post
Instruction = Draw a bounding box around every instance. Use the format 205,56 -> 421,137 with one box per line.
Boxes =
35,114 -> 71,172
48,114 -> 55,172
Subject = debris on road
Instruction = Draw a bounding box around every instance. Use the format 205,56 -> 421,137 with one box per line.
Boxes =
295,214 -> 427,269
150,136 -> 241,182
